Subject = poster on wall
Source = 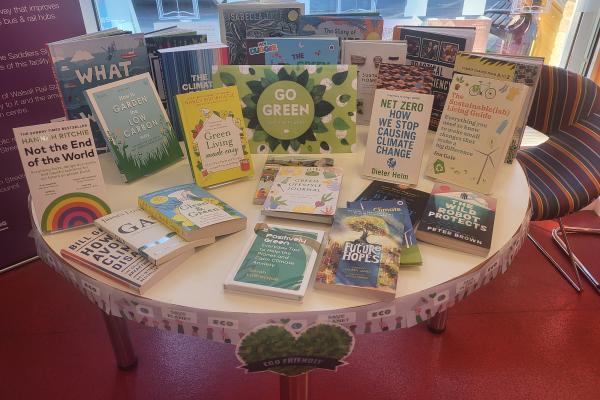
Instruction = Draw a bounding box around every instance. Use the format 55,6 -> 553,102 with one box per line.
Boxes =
0,0 -> 86,271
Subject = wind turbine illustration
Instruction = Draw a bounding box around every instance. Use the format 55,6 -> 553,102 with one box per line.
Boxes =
474,147 -> 498,184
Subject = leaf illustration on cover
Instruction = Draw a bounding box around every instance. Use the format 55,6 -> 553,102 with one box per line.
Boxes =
332,71 -> 348,85
220,72 -> 236,86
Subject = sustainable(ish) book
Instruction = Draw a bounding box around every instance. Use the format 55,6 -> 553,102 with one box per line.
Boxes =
355,182 -> 430,228
341,40 -> 407,124
362,89 -> 434,186
425,73 -> 529,194
218,2 -> 305,65
246,37 -> 339,65
376,63 -> 435,94
138,183 -> 246,241
347,200 -> 422,265
453,52 -> 543,163
61,228 -> 192,294
254,156 -> 334,205
224,223 -> 325,301
416,183 -> 497,256
176,86 -> 254,187
84,73 -> 183,182
94,208 -> 214,265
158,43 -> 229,139
314,208 -> 402,298
13,119 -> 110,233
393,26 -> 475,131
298,15 -> 384,40
262,166 -> 343,224
48,32 -> 151,150
213,64 -> 357,153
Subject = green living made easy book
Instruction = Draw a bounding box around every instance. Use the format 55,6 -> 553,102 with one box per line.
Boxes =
85,73 -> 183,182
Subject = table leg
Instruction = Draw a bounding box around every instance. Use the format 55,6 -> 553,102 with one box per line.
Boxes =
101,312 -> 138,370
427,309 -> 448,334
280,374 -> 308,400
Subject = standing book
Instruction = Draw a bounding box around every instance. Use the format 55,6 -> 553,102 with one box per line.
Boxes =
13,119 -> 110,233
262,166 -> 343,224
224,223 -> 325,301
94,208 -> 215,265
138,183 -> 246,241
245,37 -> 339,65
362,89 -> 434,186
416,183 -> 497,256
218,2 -> 305,65
48,33 -> 151,150
298,15 -> 384,41
425,17 -> 491,53
61,228 -> 192,294
425,73 -> 529,194
84,73 -> 183,182
341,40 -> 407,124
315,208 -> 402,298
176,86 -> 254,187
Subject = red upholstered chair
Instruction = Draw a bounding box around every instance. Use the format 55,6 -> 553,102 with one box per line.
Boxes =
517,65 -> 600,291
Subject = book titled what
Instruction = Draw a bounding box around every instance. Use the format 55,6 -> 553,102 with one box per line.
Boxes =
416,183 -> 497,256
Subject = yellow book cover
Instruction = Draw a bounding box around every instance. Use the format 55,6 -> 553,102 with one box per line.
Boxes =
176,86 -> 253,187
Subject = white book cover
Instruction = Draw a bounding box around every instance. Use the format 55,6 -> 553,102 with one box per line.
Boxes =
425,73 -> 529,194
224,223 -> 325,301
95,208 -> 214,265
262,166 -> 343,220
13,119 -> 110,233
341,40 -> 407,125
426,17 -> 491,53
362,89 -> 434,185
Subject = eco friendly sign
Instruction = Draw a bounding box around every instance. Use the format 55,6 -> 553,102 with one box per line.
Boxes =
213,65 -> 357,154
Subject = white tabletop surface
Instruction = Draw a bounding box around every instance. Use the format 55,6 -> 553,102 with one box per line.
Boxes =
40,126 -> 530,314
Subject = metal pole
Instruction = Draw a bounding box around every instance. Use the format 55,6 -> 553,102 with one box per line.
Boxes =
101,312 -> 138,370
280,373 -> 309,400
427,309 -> 448,334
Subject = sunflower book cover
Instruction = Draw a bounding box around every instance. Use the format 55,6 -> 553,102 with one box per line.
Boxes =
138,183 -> 246,241
84,73 -> 183,182
176,86 -> 254,187
224,223 -> 325,301
262,166 -> 343,224
13,119 -> 110,233
213,65 -> 357,154
315,208 -> 402,297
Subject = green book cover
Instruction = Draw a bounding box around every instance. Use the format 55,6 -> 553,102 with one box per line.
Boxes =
85,73 -> 183,182
213,65 -> 357,154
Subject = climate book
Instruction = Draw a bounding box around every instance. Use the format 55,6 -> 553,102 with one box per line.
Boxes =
362,89 -> 434,186
224,223 -> 325,301
416,183 -> 497,256
393,26 -> 475,131
341,40 -> 407,124
213,64 -> 357,154
138,183 -> 246,241
158,43 -> 229,140
48,32 -> 151,150
298,15 -> 384,41
84,73 -> 183,182
61,228 -> 192,294
254,156 -> 334,205
314,208 -> 402,298
262,166 -> 343,224
246,37 -> 339,65
94,208 -> 215,265
13,119 -> 110,233
453,52 -> 543,163
218,2 -> 305,65
425,73 -> 529,194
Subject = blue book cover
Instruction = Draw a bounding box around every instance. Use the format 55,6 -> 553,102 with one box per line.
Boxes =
158,44 -> 229,140
48,33 -> 151,150
245,37 -> 339,65
347,200 -> 422,265
297,15 -> 384,40
84,73 -> 183,182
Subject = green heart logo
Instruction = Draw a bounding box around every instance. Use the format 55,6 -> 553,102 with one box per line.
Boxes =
236,323 -> 355,376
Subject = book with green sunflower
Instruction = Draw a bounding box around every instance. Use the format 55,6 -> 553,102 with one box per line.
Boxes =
138,183 -> 246,241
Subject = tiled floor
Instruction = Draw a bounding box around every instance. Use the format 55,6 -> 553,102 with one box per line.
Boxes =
1,211 -> 599,400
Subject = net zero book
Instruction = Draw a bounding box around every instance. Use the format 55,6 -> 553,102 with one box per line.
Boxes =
13,119 -> 110,233
84,73 -> 183,182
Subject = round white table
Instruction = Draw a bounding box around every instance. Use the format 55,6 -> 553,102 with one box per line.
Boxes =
33,126 -> 531,396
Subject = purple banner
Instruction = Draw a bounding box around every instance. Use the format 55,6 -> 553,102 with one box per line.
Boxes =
0,0 -> 86,270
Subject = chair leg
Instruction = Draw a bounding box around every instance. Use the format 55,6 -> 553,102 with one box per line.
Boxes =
527,233 -> 582,292
558,218 -> 584,291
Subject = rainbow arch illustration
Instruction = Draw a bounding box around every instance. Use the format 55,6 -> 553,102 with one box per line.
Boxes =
41,192 -> 111,233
